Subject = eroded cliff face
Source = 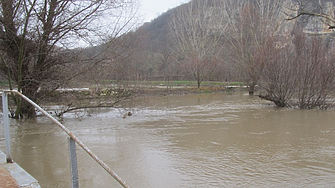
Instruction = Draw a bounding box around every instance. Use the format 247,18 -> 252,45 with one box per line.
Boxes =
293,0 -> 335,34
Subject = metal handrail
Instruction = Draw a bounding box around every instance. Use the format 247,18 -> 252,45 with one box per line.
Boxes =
1,90 -> 130,188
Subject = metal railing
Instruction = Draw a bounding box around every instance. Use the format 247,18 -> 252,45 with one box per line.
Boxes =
1,90 -> 130,188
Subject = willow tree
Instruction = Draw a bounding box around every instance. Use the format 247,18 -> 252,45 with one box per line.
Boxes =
0,0 -> 138,118
168,0 -> 226,88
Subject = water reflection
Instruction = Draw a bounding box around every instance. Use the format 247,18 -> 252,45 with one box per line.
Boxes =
1,92 -> 335,187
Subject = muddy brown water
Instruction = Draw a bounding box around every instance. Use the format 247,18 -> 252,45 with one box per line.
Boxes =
1,92 -> 335,187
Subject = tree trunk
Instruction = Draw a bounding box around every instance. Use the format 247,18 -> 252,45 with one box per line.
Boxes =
20,99 -> 36,118
17,81 -> 40,118
259,94 -> 286,107
197,79 -> 201,88
248,82 -> 256,95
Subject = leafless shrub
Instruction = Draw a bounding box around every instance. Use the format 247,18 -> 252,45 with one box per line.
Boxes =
258,29 -> 335,109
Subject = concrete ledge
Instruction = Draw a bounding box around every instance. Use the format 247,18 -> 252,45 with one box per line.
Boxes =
0,150 -> 41,188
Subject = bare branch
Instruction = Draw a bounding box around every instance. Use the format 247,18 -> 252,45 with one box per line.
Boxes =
286,11 -> 335,23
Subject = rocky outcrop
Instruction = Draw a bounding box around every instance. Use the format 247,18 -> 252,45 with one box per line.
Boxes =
294,0 -> 335,34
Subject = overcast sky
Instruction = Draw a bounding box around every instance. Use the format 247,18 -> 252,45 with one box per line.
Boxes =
139,0 -> 191,23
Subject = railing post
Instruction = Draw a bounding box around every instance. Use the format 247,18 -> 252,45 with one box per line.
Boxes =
2,92 -> 13,163
68,137 -> 79,188
2,90 -> 130,187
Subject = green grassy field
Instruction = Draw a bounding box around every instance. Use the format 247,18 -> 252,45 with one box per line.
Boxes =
108,80 -> 244,87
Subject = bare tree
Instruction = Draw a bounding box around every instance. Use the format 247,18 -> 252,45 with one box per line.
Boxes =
168,0 -> 226,88
293,30 -> 335,109
257,34 -> 298,107
224,0 -> 287,94
0,0 -> 138,118
258,29 -> 335,109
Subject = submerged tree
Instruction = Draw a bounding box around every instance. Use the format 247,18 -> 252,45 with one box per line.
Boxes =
0,0 -> 138,118
256,34 -> 298,107
258,29 -> 335,109
292,30 -> 335,109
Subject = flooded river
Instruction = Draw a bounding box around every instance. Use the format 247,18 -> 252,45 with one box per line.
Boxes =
1,92 -> 335,187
